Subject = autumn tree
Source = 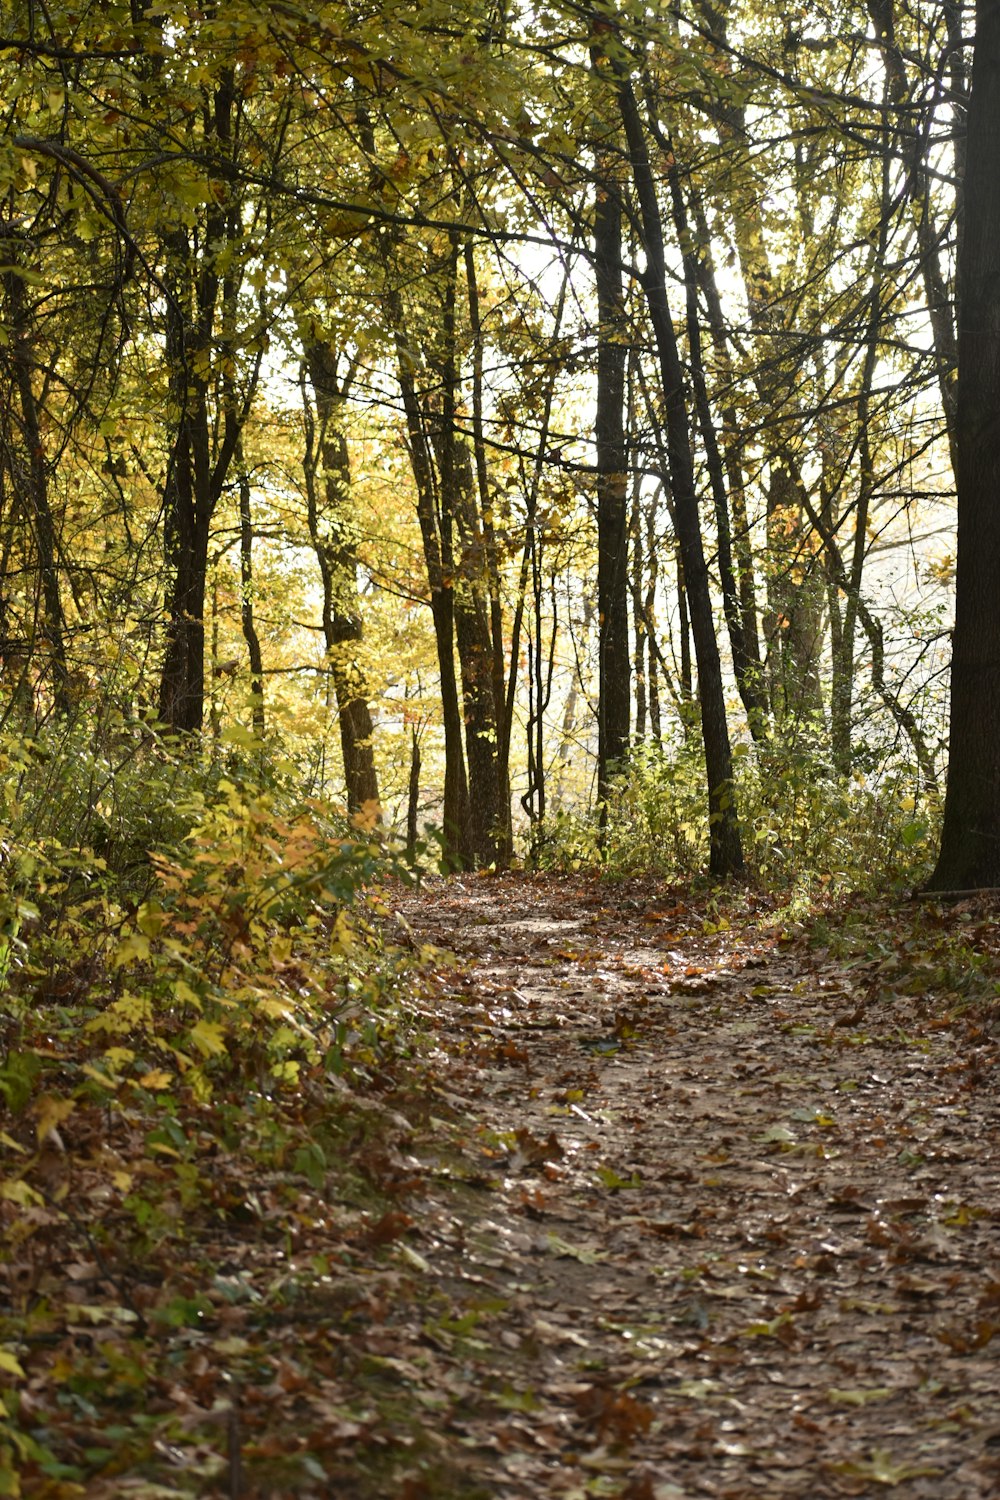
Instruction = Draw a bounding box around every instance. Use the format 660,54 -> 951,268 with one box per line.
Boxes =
593,15 -> 744,876
592,151 -> 631,806
927,1 -> 1000,892
300,336 -> 381,814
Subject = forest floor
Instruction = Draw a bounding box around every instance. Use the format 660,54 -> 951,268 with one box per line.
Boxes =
370,874 -> 1000,1500
7,873 -> 1000,1498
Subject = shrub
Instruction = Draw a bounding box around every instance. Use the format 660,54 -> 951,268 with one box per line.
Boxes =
536,735 -> 940,895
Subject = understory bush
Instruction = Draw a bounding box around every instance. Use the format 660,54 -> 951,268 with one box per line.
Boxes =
0,718 -> 411,1092
535,737 -> 940,895
0,725 -> 428,1495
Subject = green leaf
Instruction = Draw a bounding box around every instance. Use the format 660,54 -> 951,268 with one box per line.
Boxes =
596,1164 -> 642,1190
829,1449 -> 942,1486
545,1233 -> 606,1264
828,1386 -> 893,1406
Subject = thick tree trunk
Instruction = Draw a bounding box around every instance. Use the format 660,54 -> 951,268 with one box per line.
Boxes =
157,77 -> 248,735
928,5 -> 1000,890
158,394 -> 211,733
454,592 -> 502,863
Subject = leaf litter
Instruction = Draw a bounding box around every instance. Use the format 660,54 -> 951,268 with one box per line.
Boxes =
4,873 -> 1000,1497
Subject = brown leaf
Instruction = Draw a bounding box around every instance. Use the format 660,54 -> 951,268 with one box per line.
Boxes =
365,1211 -> 414,1246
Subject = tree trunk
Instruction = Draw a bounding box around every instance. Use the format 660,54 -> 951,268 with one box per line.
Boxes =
867,0 -> 960,471
435,242 -> 503,865
2,249 -> 70,713
765,466 -> 825,726
237,458 -> 266,740
663,137 -> 768,739
689,194 -> 764,719
389,310 -> 470,862
694,16 -> 827,728
302,342 -> 380,814
644,498 -> 663,744
612,64 -> 744,876
406,727 -> 421,860
632,481 -> 647,742
158,370 -> 212,733
829,137 -> 889,778
465,243 -> 513,863
677,545 -> 693,710
157,76 -> 249,734
593,158 -> 631,802
928,4 -> 1000,891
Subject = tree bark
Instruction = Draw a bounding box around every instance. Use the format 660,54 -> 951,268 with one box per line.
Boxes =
2,248 -> 70,713
157,74 -> 250,734
435,241 -> 503,865
632,481 -> 647,742
388,304 -> 470,862
237,458 -> 266,740
302,342 -> 380,814
928,4 -> 1000,890
465,243 -> 513,863
664,145 -> 768,740
157,303 -> 212,736
593,158 -> 631,803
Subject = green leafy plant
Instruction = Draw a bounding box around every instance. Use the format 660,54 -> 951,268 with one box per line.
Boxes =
554,736 -> 940,896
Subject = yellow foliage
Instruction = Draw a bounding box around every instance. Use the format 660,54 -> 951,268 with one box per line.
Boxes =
33,1095 -> 75,1143
188,1020 -> 227,1058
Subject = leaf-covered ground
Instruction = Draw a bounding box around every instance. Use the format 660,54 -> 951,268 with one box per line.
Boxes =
5,874 -> 1000,1497
384,876 -> 1000,1500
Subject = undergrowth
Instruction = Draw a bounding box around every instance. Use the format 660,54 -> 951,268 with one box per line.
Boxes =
532,738 -> 940,899
0,717 -> 439,1494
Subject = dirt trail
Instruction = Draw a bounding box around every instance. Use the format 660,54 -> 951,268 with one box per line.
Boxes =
385,874 -> 1000,1499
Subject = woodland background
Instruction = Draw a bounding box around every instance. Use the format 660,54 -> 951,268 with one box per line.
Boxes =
6,3 -> 1000,1494
0,0 -> 966,885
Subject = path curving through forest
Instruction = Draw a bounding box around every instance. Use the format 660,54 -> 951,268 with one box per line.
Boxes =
380,873 -> 1000,1500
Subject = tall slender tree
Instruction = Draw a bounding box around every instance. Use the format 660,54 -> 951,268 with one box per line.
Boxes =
592,151 -> 630,804
301,340 -> 381,814
602,35 -> 744,876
